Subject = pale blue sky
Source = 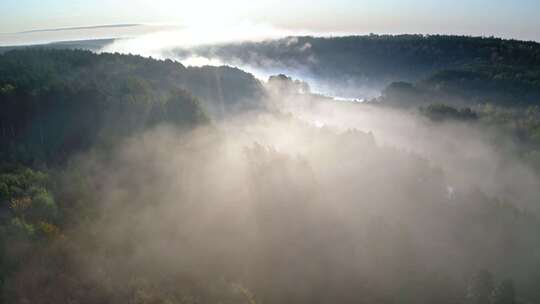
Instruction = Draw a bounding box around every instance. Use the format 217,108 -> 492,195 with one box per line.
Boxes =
1,0 -> 539,41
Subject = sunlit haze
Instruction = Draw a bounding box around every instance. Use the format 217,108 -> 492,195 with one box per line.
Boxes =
1,0 -> 540,46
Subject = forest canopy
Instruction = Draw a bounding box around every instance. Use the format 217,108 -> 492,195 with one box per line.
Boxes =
1,40 -> 540,304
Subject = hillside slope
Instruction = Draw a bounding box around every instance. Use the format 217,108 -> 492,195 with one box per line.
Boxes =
0,49 -> 265,164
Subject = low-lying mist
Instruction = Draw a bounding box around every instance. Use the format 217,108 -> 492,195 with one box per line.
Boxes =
12,89 -> 540,303
98,24 -> 300,59
96,26 -> 379,99
273,92 -> 540,213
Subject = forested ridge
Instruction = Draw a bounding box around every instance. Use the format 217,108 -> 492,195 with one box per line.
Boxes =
0,49 -> 265,165
181,34 -> 540,102
183,34 -> 540,81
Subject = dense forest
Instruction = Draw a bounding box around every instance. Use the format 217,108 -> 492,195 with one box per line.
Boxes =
178,35 -> 540,101
0,49 -> 265,164
1,40 -> 540,304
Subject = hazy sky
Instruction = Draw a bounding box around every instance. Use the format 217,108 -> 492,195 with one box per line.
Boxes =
1,0 -> 539,43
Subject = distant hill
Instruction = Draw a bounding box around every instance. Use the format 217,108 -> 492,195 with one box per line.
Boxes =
177,35 -> 540,103
0,39 -> 116,54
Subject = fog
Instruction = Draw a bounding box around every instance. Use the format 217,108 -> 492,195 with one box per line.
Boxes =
99,24 -> 306,58
96,25 -> 377,99
5,31 -> 538,302
270,83 -> 540,214
12,82 -> 538,303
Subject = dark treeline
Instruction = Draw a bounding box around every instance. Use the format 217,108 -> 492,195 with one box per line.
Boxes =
0,39 -> 116,54
180,35 -> 540,102
179,35 -> 540,79
0,49 -> 265,165
378,68 -> 540,107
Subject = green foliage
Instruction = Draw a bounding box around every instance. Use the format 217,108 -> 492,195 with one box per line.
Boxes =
24,189 -> 58,223
420,104 -> 478,121
267,74 -> 311,94
0,166 -> 58,236
0,49 -> 255,165
6,217 -> 35,240
0,165 -> 49,201
0,165 -> 61,303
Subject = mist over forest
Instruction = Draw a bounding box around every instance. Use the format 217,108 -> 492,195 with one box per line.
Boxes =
1,32 -> 540,304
